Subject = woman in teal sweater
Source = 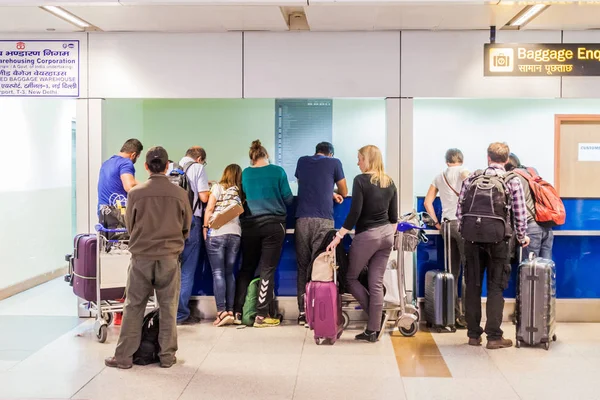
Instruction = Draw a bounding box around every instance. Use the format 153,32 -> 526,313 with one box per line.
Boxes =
233,140 -> 294,328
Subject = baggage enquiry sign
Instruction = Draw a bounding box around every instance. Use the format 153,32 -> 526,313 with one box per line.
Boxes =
0,40 -> 79,97
484,43 -> 600,77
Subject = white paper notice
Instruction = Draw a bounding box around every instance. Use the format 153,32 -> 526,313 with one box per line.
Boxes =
578,143 -> 600,162
0,40 -> 79,97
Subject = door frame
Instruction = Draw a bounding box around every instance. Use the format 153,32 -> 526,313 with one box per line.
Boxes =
554,114 -> 600,195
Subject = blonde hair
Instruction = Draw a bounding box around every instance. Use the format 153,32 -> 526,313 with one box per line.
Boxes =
487,142 -> 510,163
359,145 -> 392,188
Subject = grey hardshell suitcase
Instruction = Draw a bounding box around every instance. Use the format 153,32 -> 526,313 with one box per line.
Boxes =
515,254 -> 557,350
424,222 -> 456,333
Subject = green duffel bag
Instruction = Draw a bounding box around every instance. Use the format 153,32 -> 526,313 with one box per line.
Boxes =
242,277 -> 261,327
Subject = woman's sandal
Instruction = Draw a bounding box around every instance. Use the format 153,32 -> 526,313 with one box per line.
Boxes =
214,311 -> 234,327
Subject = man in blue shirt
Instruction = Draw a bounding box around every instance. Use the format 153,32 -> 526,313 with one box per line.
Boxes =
294,142 -> 347,326
97,139 -> 143,230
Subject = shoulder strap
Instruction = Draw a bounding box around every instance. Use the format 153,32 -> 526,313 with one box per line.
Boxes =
442,171 -> 460,197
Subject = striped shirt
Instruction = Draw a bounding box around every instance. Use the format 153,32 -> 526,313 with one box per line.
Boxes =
456,163 -> 527,242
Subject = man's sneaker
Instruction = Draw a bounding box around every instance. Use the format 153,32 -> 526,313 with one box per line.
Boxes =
253,316 -> 280,328
160,357 -> 177,368
104,357 -> 132,369
233,312 -> 242,325
486,337 -> 513,350
468,337 -> 482,346
298,313 -> 306,326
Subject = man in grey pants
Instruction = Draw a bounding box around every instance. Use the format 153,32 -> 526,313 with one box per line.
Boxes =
294,142 -> 348,326
105,146 -> 192,369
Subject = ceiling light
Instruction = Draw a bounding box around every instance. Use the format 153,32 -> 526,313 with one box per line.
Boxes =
509,4 -> 548,27
41,6 -> 90,28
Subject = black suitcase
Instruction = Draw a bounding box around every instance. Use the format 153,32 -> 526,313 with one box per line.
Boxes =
515,253 -> 557,350
424,222 -> 456,332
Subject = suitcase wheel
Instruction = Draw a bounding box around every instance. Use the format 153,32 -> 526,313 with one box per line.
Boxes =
450,326 -> 457,333
399,322 -> 418,337
544,342 -> 550,351
552,334 -> 557,342
96,325 -> 108,343
435,327 -> 442,333
515,340 -> 521,349
342,312 -> 350,330
315,338 -> 326,346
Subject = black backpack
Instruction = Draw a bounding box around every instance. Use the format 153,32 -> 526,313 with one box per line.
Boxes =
168,161 -> 199,213
460,169 -> 516,244
132,308 -> 160,366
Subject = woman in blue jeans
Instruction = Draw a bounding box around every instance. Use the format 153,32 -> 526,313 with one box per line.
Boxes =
203,164 -> 243,327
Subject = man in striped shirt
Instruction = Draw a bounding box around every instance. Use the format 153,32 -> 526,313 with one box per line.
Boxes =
457,142 -> 530,350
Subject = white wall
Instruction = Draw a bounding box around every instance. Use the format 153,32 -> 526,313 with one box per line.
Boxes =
0,98 -> 75,289
88,33 -> 243,98
413,98 -> 600,196
244,32 -> 400,98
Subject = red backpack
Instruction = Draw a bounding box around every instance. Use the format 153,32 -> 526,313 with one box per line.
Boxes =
514,167 -> 566,227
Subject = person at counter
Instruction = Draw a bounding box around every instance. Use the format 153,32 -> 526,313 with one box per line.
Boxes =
505,153 -> 554,260
177,146 -> 210,325
294,142 -> 348,326
423,148 -> 470,329
327,145 -> 398,343
457,142 -> 529,350
233,140 -> 294,328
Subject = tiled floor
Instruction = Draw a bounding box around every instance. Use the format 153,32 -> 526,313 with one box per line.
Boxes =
1,279 -> 600,399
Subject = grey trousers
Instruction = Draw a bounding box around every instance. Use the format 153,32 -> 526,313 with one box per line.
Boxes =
295,218 -> 334,312
115,257 -> 180,365
346,224 -> 395,332
441,220 -> 466,319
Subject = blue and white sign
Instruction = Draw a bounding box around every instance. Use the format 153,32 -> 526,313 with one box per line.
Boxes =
578,143 -> 600,162
0,40 -> 80,97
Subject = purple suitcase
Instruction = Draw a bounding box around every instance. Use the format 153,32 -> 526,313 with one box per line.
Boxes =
305,281 -> 344,345
71,234 -> 125,302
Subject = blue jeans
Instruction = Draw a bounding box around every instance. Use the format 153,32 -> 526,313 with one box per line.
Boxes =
526,221 -> 554,260
206,234 -> 241,313
177,216 -> 203,322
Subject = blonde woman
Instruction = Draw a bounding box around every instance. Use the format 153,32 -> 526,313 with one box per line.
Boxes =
328,145 -> 398,343
203,164 -> 243,327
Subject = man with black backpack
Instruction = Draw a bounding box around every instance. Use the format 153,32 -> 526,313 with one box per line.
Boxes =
175,146 -> 210,325
457,142 -> 530,350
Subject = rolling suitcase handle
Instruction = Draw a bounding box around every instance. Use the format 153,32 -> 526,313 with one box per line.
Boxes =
443,220 -> 451,274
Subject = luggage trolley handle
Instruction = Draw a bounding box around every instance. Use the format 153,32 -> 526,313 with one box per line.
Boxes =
95,224 -> 127,234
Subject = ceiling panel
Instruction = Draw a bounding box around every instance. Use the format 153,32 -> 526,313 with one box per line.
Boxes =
305,4 -> 523,31
524,5 -> 600,30
0,6 -> 82,32
65,5 -> 289,31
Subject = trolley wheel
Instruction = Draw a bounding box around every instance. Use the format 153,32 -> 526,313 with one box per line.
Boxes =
342,312 -> 350,330
544,342 -> 550,351
399,322 -> 419,337
450,326 -> 457,333
412,310 -> 420,322
435,327 -> 442,334
96,325 -> 108,343
515,340 -> 521,349
102,312 -> 113,326
552,334 -> 557,342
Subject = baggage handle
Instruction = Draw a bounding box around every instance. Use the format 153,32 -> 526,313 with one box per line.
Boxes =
95,224 -> 127,234
443,219 -> 451,274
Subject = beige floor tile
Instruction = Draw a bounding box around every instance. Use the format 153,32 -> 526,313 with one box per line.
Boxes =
0,369 -> 98,399
403,377 -> 520,400
442,355 -> 502,379
192,352 -> 301,383
297,353 -> 399,378
180,372 -> 297,400
293,375 -> 406,400
71,367 -> 192,400
510,377 -> 600,400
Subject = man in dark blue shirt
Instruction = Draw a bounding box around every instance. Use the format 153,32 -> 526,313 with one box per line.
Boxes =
294,142 -> 347,326
97,139 -> 143,229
